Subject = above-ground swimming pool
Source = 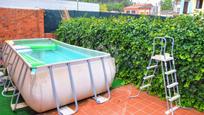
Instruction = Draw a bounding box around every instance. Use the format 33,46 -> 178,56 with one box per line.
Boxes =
2,38 -> 116,113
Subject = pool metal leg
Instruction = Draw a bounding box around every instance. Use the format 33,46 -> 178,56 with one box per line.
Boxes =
4,47 -> 12,66
87,57 -> 111,104
2,43 -> 8,59
10,62 -> 28,111
59,63 -> 78,115
49,64 -> 78,115
87,60 -> 99,103
2,43 -> 7,54
48,66 -> 61,115
101,57 -> 111,100
66,63 -> 79,114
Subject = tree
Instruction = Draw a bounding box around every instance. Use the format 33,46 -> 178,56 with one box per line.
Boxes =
81,0 -> 132,11
107,3 -> 124,11
161,0 -> 173,10
107,0 -> 132,12
100,4 -> 108,12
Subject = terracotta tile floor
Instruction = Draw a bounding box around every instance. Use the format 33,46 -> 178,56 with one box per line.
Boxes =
43,85 -> 204,115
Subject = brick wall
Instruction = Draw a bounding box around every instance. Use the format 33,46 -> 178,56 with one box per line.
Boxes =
0,8 -> 45,42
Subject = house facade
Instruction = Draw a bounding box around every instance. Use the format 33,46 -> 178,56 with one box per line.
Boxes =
124,4 -> 153,15
180,0 -> 204,14
173,0 -> 182,13
132,0 -> 161,15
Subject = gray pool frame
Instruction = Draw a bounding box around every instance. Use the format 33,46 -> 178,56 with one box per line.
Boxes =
2,38 -> 116,114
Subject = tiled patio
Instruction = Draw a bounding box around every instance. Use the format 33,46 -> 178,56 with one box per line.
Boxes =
44,85 -> 204,115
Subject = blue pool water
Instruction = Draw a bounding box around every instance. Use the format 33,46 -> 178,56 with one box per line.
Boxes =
14,39 -> 107,67
19,45 -> 91,65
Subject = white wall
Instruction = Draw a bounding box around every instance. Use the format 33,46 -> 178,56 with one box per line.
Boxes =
0,0 -> 99,11
132,0 -> 161,5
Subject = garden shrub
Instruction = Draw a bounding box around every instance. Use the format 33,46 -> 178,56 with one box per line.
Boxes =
56,15 -> 204,111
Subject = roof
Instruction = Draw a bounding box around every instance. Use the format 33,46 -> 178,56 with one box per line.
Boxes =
124,4 -> 153,10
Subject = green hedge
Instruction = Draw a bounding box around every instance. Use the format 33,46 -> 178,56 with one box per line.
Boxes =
56,15 -> 204,111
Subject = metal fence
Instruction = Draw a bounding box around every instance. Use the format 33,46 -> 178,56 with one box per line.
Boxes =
44,10 -> 166,33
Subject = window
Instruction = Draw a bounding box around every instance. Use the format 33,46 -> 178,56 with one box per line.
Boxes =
196,0 -> 203,9
127,11 -> 130,14
132,10 -> 135,14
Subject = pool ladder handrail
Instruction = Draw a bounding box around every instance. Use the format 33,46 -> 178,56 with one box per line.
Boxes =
87,57 -> 111,104
48,63 -> 78,115
0,44 -> 6,86
2,44 -> 28,110
2,44 -> 17,97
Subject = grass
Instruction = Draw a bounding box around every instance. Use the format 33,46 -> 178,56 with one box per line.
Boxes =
111,79 -> 124,89
0,87 -> 36,115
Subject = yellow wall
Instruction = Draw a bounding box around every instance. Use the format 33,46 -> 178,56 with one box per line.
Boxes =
191,0 -> 204,13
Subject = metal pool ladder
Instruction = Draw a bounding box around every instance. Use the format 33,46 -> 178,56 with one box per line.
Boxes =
87,57 -> 111,104
2,43 -> 28,110
2,43 -> 16,94
48,63 -> 78,115
130,37 -> 181,115
0,44 -> 6,86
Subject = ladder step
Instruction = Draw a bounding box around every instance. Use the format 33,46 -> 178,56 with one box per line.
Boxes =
169,94 -> 180,102
4,87 -> 15,92
165,106 -> 179,115
165,69 -> 176,75
60,106 -> 75,115
151,54 -> 173,61
143,75 -> 155,80
167,82 -> 178,89
11,102 -> 27,110
140,84 -> 151,90
146,65 -> 158,69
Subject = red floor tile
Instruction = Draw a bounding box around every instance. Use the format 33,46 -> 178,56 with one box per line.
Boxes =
44,85 -> 204,115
